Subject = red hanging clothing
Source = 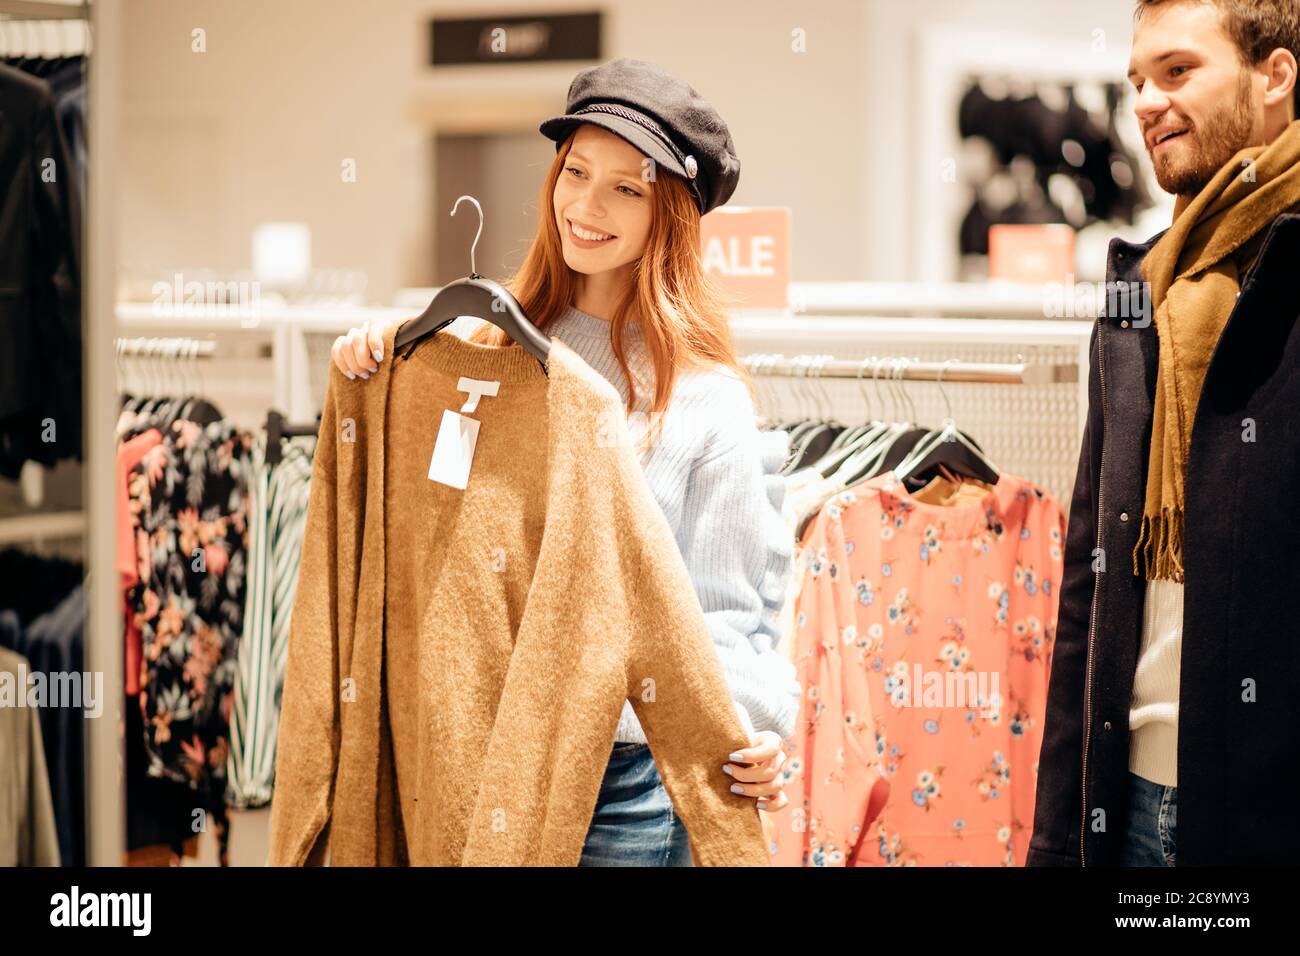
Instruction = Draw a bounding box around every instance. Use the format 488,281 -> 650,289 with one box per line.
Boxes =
117,427 -> 162,696
768,471 -> 1065,866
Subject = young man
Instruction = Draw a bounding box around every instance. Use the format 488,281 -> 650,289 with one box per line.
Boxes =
1029,0 -> 1300,866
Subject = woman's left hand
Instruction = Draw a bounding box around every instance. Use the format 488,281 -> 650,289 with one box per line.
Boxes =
724,730 -> 789,812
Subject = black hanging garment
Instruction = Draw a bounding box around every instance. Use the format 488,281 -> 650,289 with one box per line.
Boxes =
0,63 -> 83,478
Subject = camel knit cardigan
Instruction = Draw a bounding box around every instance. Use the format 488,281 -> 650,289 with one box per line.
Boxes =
267,322 -> 769,866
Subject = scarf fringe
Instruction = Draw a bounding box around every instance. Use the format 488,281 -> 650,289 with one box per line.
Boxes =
1132,508 -> 1185,583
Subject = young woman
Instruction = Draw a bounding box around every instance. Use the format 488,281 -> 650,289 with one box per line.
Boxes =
330,59 -> 797,866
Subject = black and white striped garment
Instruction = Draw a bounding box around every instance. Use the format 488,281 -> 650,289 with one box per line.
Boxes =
226,433 -> 314,809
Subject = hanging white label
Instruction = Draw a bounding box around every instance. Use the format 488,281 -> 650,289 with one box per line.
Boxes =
457,377 -> 500,413
428,409 -> 481,489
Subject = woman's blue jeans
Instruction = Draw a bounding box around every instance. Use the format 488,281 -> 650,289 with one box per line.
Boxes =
579,742 -> 693,867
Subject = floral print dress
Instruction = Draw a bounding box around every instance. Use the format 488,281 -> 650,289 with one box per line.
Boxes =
127,417 -> 252,863
767,471 -> 1065,867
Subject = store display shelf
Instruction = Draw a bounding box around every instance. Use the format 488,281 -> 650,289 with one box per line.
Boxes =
0,509 -> 85,546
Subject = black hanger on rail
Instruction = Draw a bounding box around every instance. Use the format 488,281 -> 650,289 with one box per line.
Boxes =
265,409 -> 321,465
394,195 -> 550,372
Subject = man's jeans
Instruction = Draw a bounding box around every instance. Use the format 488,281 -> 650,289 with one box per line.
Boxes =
1120,771 -> 1177,867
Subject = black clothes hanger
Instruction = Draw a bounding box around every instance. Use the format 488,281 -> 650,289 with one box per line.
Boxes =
264,410 -> 320,465
790,424 -> 844,471
870,427 -> 997,490
395,277 -> 550,368
394,196 -> 550,372
888,432 -> 1000,490
178,398 -> 224,427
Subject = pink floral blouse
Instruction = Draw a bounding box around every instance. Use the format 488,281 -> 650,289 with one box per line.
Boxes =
767,471 -> 1066,866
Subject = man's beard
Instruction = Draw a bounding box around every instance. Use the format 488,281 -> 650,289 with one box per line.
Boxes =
1148,71 -> 1257,198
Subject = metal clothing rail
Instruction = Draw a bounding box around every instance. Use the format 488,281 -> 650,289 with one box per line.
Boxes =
742,353 -> 1078,386
115,335 -> 217,358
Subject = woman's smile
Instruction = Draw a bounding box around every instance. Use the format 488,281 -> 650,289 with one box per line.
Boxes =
566,217 -> 619,248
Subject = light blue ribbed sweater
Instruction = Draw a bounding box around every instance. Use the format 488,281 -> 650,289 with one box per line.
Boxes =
541,305 -> 800,743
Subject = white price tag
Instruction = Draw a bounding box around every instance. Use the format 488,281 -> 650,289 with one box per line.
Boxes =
428,409 -> 481,489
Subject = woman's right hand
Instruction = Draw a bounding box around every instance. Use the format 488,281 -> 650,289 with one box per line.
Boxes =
330,319 -> 397,380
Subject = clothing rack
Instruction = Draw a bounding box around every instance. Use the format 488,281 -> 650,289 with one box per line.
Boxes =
0,1 -> 90,55
742,353 -> 1077,386
115,335 -> 217,358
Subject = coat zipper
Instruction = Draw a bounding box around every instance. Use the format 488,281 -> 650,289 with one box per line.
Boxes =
1080,322 -> 1107,867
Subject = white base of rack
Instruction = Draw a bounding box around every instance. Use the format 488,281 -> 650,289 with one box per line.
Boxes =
0,510 -> 86,547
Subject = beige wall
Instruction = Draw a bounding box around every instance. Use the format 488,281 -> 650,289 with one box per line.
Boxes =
119,0 -> 1143,301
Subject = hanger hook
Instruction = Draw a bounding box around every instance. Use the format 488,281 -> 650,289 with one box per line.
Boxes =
744,353 -> 760,416
450,195 -> 485,277
901,357 -> 919,424
802,355 -> 817,421
142,337 -> 153,396
938,358 -> 956,424
884,357 -> 898,422
875,356 -> 890,422
760,353 -> 778,422
821,354 -> 836,422
872,357 -> 887,422
790,355 -> 804,420
766,355 -> 782,421
195,339 -> 207,399
154,338 -> 165,396
813,356 -> 824,419
898,357 -> 916,424
856,356 -> 874,422
892,357 -> 906,423
885,357 -> 900,423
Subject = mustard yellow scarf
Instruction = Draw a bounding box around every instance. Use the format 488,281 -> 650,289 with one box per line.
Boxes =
1134,119 -> 1300,581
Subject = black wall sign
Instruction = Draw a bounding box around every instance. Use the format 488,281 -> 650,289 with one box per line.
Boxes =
430,12 -> 602,66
